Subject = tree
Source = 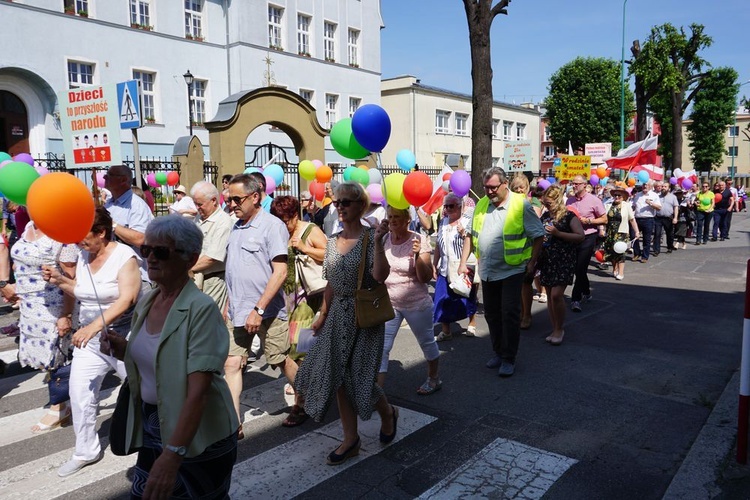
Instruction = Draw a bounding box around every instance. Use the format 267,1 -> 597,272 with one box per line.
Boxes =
629,40 -> 660,142
687,67 -> 739,172
462,0 -> 511,193
544,57 -> 634,153
629,23 -> 713,171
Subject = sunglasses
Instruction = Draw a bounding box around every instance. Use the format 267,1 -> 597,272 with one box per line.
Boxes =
443,203 -> 457,209
140,245 -> 186,260
228,194 -> 252,206
333,199 -> 358,208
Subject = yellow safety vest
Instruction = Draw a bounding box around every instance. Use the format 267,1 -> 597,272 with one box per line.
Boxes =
471,191 -> 530,265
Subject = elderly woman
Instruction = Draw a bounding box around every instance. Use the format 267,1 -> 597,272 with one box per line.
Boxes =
0,221 -> 78,431
294,182 -> 397,466
105,215 -> 238,499
379,206 -> 441,395
44,207 -> 142,477
603,188 -> 639,280
433,193 -> 478,341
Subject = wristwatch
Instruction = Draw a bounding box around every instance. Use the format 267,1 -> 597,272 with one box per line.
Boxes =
0,281 -> 7,289
254,306 -> 265,315
165,444 -> 187,456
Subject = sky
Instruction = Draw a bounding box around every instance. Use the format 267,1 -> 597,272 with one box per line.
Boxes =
380,0 -> 750,106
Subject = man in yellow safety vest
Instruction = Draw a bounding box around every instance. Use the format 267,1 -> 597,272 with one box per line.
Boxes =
458,167 -> 544,377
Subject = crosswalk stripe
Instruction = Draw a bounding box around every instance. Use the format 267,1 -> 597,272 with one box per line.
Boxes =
0,349 -> 18,365
0,371 -> 48,398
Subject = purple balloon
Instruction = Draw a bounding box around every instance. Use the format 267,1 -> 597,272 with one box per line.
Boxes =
366,183 -> 385,203
264,175 -> 276,194
13,153 -> 34,166
449,170 -> 472,198
681,178 -> 693,190
537,179 -> 551,190
669,177 -> 678,185
590,174 -> 600,186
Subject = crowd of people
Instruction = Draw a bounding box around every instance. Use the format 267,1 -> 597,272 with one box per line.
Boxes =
0,162 -> 745,496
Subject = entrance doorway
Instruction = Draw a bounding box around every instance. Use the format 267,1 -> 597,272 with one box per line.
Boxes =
0,90 -> 29,156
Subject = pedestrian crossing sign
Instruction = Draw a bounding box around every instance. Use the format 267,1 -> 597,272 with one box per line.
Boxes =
117,80 -> 142,129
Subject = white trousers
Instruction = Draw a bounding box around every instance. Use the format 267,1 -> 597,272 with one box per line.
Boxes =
69,340 -> 126,461
380,306 -> 440,373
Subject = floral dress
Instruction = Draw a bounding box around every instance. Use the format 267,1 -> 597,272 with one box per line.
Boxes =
12,223 -> 79,370
538,211 -> 577,287
603,204 -> 629,263
294,227 -> 384,422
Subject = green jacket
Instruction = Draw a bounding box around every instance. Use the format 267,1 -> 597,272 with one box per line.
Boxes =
471,191 -> 531,265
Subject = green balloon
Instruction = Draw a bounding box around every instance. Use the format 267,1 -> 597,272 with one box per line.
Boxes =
299,160 -> 316,181
701,197 -> 711,206
382,172 -> 409,209
155,172 -> 168,185
350,168 -> 369,186
342,166 -> 357,181
330,118 -> 369,160
0,152 -> 11,163
0,161 -> 40,205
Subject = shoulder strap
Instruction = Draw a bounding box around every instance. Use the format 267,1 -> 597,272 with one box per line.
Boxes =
300,222 -> 314,243
357,229 -> 369,291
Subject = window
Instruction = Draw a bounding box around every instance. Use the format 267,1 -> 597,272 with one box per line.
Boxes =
67,61 -> 94,87
492,119 -> 499,139
299,89 -> 314,104
729,125 -> 740,137
728,146 -> 739,157
185,0 -> 203,39
64,0 -> 89,16
324,22 -> 336,62
347,29 -> 360,67
133,70 -> 156,122
325,94 -> 338,128
297,14 -> 311,55
544,125 -> 552,142
130,0 -> 151,27
190,79 -> 206,125
543,145 -> 556,160
503,121 -> 513,140
435,110 -> 451,134
348,97 -> 361,117
455,113 -> 468,136
268,5 -> 283,49
516,122 -> 526,140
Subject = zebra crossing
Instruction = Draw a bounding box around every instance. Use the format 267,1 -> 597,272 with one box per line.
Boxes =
0,345 -> 577,499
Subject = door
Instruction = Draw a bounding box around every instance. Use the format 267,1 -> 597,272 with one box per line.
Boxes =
0,91 -> 29,156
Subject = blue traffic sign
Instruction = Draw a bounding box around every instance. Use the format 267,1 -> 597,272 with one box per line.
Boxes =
117,80 -> 141,129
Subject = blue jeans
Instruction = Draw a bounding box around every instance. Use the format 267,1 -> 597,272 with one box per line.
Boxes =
633,218 -> 654,260
712,208 -> 728,239
696,211 -> 712,242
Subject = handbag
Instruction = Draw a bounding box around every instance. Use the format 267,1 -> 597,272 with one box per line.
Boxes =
47,336 -> 73,405
288,295 -> 315,361
355,230 -> 395,329
109,380 -> 139,456
295,224 -> 327,296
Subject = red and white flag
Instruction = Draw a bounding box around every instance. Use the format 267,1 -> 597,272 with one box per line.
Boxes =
630,164 -> 664,181
603,135 -> 658,171
420,166 -> 454,215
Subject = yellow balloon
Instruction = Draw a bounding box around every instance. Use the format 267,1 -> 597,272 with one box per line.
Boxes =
382,173 -> 409,209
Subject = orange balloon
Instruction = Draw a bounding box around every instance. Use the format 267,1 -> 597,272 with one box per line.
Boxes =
27,173 -> 95,244
627,178 -> 636,187
596,166 -> 607,179
357,165 -> 370,171
315,165 -> 333,183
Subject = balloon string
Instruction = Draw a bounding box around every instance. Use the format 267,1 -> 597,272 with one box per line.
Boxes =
83,260 -> 109,340
376,153 -> 388,209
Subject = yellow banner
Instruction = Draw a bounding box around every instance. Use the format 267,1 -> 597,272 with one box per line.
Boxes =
556,155 -> 591,181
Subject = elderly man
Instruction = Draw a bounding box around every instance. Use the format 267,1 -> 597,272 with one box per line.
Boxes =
225,173 -> 305,430
458,167 -> 544,377
103,165 -> 153,282
300,190 -> 315,222
565,175 -> 607,312
190,181 -> 233,297
653,181 -> 679,255
169,184 -> 198,218
631,180 -> 661,263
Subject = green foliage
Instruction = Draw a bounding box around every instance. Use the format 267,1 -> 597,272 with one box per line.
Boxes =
649,90 -> 673,163
687,67 -> 739,171
545,57 -> 634,153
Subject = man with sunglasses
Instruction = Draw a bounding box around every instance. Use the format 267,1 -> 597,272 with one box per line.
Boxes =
457,167 -> 544,377
225,174 -> 305,430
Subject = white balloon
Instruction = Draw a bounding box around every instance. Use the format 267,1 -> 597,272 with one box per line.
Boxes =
613,241 -> 628,254
442,180 -> 450,192
368,168 -> 382,185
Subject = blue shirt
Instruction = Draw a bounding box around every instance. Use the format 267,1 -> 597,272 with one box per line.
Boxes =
226,209 -> 288,325
104,189 -> 154,281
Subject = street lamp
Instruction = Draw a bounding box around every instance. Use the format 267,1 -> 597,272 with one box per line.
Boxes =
183,70 -> 194,136
620,0 -> 629,151
730,80 -> 750,181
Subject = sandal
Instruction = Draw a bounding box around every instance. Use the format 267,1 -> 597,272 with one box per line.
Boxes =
282,404 -> 309,427
284,383 -> 295,396
32,406 -> 71,433
435,332 -> 453,342
1,324 -> 19,336
417,378 -> 442,396
537,293 -> 547,303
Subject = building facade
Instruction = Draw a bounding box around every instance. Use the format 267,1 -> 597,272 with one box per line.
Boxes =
381,76 -> 541,172
680,112 -> 750,181
0,0 -> 383,165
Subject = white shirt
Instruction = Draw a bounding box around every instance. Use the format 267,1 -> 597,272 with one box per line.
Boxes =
169,195 -> 197,216
632,190 -> 660,218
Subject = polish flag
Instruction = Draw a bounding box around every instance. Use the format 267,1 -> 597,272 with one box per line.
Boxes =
630,164 -> 664,181
421,166 -> 455,215
603,135 -> 658,171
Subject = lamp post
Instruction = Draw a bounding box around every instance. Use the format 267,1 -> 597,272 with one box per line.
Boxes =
620,0 -> 629,151
730,81 -> 750,182
183,70 -> 194,136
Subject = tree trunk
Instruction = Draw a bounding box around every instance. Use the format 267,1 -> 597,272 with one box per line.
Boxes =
671,89 -> 683,171
630,41 -> 648,142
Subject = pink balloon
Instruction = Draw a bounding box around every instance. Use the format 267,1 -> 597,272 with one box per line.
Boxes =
264,175 -> 276,194
96,172 -> 106,187
35,166 -> 49,176
312,160 -> 324,169
0,160 -> 12,169
450,170 -> 472,198
366,183 -> 385,203
13,153 -> 34,166
146,172 -> 159,188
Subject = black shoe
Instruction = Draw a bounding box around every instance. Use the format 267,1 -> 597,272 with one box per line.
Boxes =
710,238 -> 717,242
720,238 -> 725,241
380,405 -> 399,444
666,249 -> 673,253
725,236 -> 731,240
327,437 -> 361,465
694,242 -> 701,246
652,252 -> 659,257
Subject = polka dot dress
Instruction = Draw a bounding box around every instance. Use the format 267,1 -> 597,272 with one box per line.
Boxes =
295,227 -> 385,422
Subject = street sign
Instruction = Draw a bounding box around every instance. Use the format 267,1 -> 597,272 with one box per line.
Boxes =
117,80 -> 142,129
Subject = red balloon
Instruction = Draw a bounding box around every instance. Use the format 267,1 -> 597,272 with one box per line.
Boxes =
714,193 -> 722,204
166,171 -> 180,186
442,173 -> 452,181
594,250 -> 605,263
309,181 -> 325,201
402,171 -> 433,207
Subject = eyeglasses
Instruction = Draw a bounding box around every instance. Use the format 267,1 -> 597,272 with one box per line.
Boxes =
228,194 -> 251,206
572,182 -> 585,186
140,245 -> 186,260
483,184 -> 501,192
333,199 -> 358,208
702,185 -> 709,187
443,203 -> 457,209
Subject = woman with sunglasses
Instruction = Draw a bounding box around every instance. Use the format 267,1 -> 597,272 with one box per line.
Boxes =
44,207 -> 142,477
602,188 -> 639,280
432,193 -> 478,341
695,182 -> 715,245
294,182 -> 397,466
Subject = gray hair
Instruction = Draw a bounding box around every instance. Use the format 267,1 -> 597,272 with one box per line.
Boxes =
444,192 -> 463,206
145,215 -> 203,259
482,167 -> 508,183
229,173 -> 264,196
190,180 -> 219,200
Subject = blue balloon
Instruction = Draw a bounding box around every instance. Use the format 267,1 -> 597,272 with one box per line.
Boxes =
599,177 -> 608,187
351,104 -> 391,152
637,170 -> 650,183
396,149 -> 416,172
553,157 -> 562,167
343,166 -> 357,181
244,166 -> 261,174
547,177 -> 556,185
264,164 -> 284,186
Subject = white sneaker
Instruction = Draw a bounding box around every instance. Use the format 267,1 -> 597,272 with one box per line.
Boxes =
465,325 -> 476,337
58,452 -> 103,477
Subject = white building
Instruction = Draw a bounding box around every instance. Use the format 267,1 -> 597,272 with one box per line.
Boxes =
381,76 -> 542,172
0,0 -> 383,163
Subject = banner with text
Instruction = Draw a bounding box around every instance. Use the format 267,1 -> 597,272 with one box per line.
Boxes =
585,142 -> 612,164
59,84 -> 122,169
503,140 -> 534,172
556,155 -> 591,181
